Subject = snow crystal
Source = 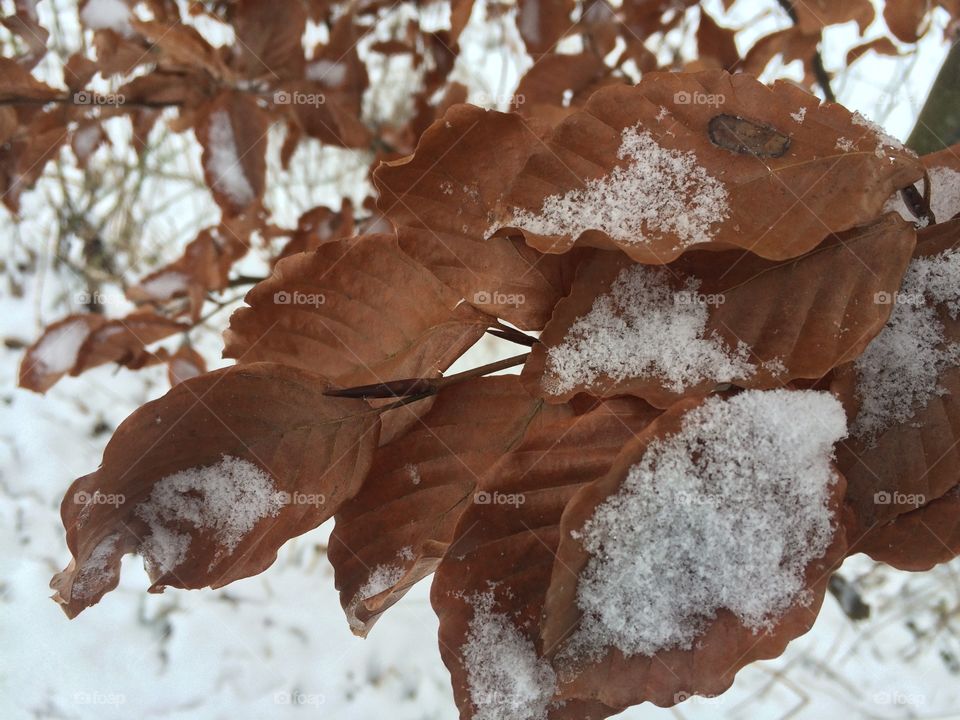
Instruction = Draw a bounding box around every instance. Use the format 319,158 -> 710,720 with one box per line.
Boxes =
461,593 -> 557,720
80,0 -> 133,36
32,318 -> 91,374
852,111 -> 909,159
72,533 -> 121,600
405,463 -> 421,485
493,124 -> 729,250
563,390 -> 847,661
356,563 -> 405,600
206,110 -> 256,208
852,249 -> 960,443
790,107 -> 806,124
543,264 -> 756,396
136,455 -> 283,574
836,137 -> 854,152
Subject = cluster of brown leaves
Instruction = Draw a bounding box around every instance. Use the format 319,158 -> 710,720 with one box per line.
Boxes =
8,2 -> 960,718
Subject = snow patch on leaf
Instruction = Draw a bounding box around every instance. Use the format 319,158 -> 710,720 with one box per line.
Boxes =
462,593 -> 557,720
495,125 -> 729,250
72,533 -> 122,600
31,318 -> 91,375
136,455 -> 283,574
565,390 -> 847,660
544,264 -> 757,395
853,248 -> 960,443
206,110 -> 256,208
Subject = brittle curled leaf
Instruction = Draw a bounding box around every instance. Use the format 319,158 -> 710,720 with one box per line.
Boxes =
50,363 -> 380,618
495,70 -> 922,264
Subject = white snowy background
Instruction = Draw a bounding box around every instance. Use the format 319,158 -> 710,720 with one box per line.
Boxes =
2,0 -> 960,718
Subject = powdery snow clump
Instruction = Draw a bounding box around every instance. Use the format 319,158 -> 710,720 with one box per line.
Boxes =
496,124 -> 729,249
461,593 -> 557,720
853,248 -> 960,443
544,264 -> 757,395
565,389 -> 847,660
137,455 -> 284,574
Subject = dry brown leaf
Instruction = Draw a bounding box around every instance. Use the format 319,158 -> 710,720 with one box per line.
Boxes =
167,345 -> 206,386
517,0 -> 576,56
741,28 -> 820,80
373,104 -> 582,329
522,213 -> 915,407
852,486 -> 960,570
431,397 -> 660,720
0,56 -> 58,101
846,37 -> 900,66
540,394 -> 848,710
834,219 -> 960,533
73,312 -> 187,375
883,0 -> 931,42
196,92 -> 269,216
224,234 -> 491,387
329,375 -> 571,636
494,70 -> 922,264
229,0 -> 307,80
50,362 -> 380,618
794,0 -> 875,34
18,314 -> 107,393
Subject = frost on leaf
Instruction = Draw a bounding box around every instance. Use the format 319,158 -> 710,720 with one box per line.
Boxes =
330,376 -> 571,636
836,219 -> 960,533
497,70 -> 922,264
540,390 -> 849,709
50,363 -> 380,618
524,215 -> 915,408
432,398 -> 660,720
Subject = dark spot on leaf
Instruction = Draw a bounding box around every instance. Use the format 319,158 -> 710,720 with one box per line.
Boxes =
708,114 -> 791,158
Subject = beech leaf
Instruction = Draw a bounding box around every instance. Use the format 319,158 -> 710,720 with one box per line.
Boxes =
50,363 -> 380,618
494,70 -> 922,264
329,375 -> 570,636
522,213 -> 916,408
